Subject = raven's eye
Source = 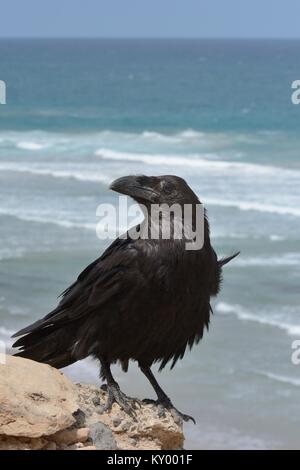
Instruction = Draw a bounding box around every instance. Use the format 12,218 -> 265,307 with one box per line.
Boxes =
160,181 -> 174,194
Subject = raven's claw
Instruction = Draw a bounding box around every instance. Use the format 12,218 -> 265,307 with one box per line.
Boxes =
101,383 -> 140,420
143,397 -> 196,424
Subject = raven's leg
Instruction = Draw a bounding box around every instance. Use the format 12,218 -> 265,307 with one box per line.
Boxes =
100,358 -> 138,418
139,364 -> 196,424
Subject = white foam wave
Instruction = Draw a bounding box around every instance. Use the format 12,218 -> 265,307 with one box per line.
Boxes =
212,232 -> 286,241
0,128 -> 226,149
0,208 -> 96,231
95,149 -> 300,217
256,371 -> 300,387
96,147 -> 221,166
2,162 -> 298,218
233,253 -> 300,267
269,235 -> 285,241
0,128 -> 291,160
205,198 -> 300,217
16,141 -> 48,150
178,129 -> 206,139
95,147 -> 298,175
141,131 -> 181,143
216,302 -> 300,336
0,163 -> 110,184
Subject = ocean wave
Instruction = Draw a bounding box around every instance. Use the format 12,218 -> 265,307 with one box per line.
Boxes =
95,147 -> 300,177
269,235 -> 285,241
212,232 -> 250,240
205,198 -> 300,217
0,131 -> 65,149
2,129 -> 300,180
0,128 -> 293,164
178,129 -> 206,139
0,128 -> 247,149
141,131 -> 182,143
216,302 -> 300,336
203,232 -> 286,241
16,141 -> 48,150
0,163 -> 110,184
256,370 -> 300,387
0,208 -> 96,231
95,149 -> 300,217
232,253 -> 300,267
0,210 -> 132,237
4,159 -> 298,217
96,147 -> 221,166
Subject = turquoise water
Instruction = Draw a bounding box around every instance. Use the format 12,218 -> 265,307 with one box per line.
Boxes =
0,39 -> 300,449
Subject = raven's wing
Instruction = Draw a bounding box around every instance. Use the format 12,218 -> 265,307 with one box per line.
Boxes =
12,237 -> 140,365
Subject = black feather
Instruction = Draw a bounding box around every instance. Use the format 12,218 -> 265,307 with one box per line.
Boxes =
218,251 -> 240,267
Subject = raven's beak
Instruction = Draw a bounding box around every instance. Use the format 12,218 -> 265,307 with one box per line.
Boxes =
110,176 -> 158,202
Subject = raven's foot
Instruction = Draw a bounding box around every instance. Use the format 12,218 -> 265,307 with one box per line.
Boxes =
100,383 -> 141,419
143,398 -> 196,424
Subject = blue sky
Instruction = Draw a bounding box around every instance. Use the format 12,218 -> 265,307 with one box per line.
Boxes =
1,0 -> 299,38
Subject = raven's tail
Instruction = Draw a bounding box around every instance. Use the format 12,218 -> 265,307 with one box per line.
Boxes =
218,251 -> 240,267
12,320 -> 77,369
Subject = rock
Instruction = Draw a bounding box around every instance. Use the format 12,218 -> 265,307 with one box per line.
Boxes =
0,355 -> 184,450
77,445 -> 97,450
112,417 -> 122,427
51,428 -> 90,445
0,436 -> 48,450
88,422 -> 116,450
43,441 -> 57,450
0,355 -> 78,438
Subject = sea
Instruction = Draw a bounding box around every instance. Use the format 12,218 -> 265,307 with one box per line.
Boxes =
0,39 -> 299,449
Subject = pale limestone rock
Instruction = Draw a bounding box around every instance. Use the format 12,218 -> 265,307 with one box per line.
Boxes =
0,355 -> 78,438
76,383 -> 184,450
0,355 -> 184,450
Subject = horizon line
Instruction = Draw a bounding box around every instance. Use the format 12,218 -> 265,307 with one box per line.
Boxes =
1,36 -> 300,41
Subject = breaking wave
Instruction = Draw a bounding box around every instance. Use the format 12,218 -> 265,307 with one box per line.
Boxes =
216,302 -> 300,336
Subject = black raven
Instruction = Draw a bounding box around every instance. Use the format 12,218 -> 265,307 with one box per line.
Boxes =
12,175 -> 238,422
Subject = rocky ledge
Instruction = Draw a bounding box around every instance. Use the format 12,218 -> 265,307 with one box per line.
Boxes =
0,355 -> 184,450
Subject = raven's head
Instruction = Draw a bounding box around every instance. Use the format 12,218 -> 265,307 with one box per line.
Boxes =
110,175 -> 199,206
